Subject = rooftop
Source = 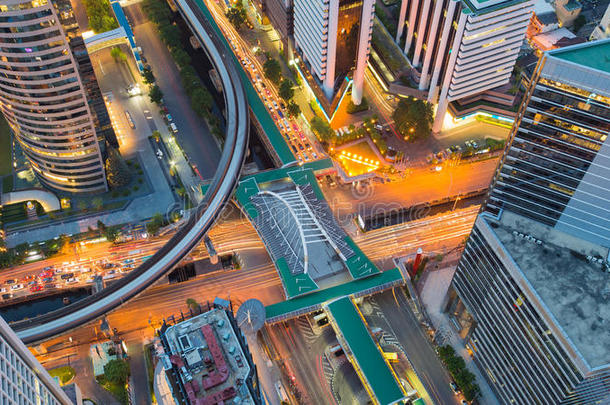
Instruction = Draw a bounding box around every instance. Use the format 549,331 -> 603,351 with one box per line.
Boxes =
486,213 -> 610,369
326,297 -> 406,405
549,38 -> 610,74
161,309 -> 256,404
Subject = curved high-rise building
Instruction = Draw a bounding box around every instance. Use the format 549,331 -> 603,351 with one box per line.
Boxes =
0,0 -> 116,193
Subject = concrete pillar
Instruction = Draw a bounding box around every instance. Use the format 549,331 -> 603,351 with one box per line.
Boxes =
352,0 -> 376,105
419,0 -> 446,90
412,0 -> 432,67
395,0 -> 409,42
324,0 -> 340,99
404,0 -> 420,56
427,0 -> 459,102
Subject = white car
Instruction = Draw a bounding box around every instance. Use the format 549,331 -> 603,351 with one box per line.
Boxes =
11,284 -> 24,291
0,288 -> 6,293
65,278 -> 77,284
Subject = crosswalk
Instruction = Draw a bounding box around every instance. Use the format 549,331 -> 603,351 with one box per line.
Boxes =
322,356 -> 335,381
295,316 -> 318,345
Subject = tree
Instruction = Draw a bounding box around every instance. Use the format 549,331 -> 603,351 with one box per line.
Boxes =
83,0 -> 119,33
105,147 -> 132,188
279,79 -> 294,101
142,67 -> 155,84
110,46 -> 127,62
103,359 -> 130,384
190,87 -> 213,118
310,116 -> 334,143
149,84 -> 163,104
171,48 -> 191,69
287,101 -> 301,118
92,197 -> 103,211
263,58 -> 282,85
159,24 -> 182,50
146,213 -> 164,235
186,298 -> 198,309
392,97 -> 433,141
225,4 -> 247,30
152,130 -> 161,142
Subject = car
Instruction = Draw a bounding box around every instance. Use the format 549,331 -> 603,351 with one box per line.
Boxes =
29,284 -> 43,292
280,102 -> 286,110
460,401 -> 469,405
65,278 -> 77,284
272,101 -> 278,109
0,288 -> 6,293
60,273 -> 74,280
170,122 -> 178,133
303,153 -> 310,161
304,142 -> 311,149
291,145 -> 298,153
255,74 -> 262,82
44,284 -> 56,289
43,277 -> 53,283
5,279 -> 15,285
28,280 -> 37,286
11,284 -> 24,290
298,143 -> 304,151
123,259 -> 135,264
43,266 -> 53,271
1,293 -> 12,300
312,152 -> 318,159
166,114 -> 173,122
125,111 -> 135,129
450,382 -> 460,394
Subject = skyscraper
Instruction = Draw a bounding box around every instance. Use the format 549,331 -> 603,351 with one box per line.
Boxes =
292,0 -> 374,110
0,316 -> 73,404
446,40 -> 610,404
395,0 -> 534,131
0,0 -> 117,194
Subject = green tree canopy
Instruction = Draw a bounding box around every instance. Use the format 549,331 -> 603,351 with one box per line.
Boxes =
287,101 -> 301,118
392,98 -> 433,140
190,87 -> 213,118
171,48 -> 192,69
84,0 -> 119,33
149,84 -> 163,104
263,59 -> 282,85
103,359 -> 130,384
142,67 -> 155,84
146,213 -> 164,235
110,47 -> 127,62
310,116 -> 334,143
105,147 -> 132,188
279,79 -> 294,101
226,4 -> 247,30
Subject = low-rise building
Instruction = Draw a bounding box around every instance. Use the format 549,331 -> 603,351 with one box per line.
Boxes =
158,307 -> 261,405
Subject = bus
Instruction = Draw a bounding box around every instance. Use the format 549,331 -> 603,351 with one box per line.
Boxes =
124,110 -> 135,129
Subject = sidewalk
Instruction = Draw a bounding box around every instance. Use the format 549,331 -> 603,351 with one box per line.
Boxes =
418,266 -> 501,405
5,143 -> 176,246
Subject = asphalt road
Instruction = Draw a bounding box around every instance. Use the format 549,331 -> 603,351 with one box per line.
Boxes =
321,158 -> 496,218
372,289 -> 459,405
124,3 -> 221,179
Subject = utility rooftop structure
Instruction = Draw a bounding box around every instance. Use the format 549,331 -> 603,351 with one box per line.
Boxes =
448,39 -> 610,404
159,307 -> 261,405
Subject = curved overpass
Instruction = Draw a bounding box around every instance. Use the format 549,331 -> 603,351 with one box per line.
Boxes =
12,0 -> 249,344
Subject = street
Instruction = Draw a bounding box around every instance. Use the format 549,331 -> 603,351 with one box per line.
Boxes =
124,3 -> 221,179
322,158 -> 497,218
368,289 -> 460,405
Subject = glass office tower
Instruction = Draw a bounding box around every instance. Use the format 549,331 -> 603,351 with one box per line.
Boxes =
0,0 -> 116,193
447,39 -> 610,405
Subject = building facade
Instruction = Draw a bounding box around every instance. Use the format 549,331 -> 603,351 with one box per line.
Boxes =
0,316 -> 73,404
293,0 -> 374,107
446,40 -> 610,404
395,0 -> 534,131
0,0 -> 117,193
